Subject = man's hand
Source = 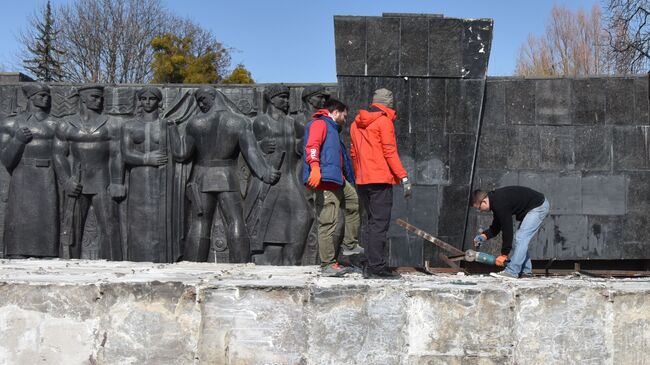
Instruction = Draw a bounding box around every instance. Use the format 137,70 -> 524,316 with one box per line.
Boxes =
64,179 -> 83,197
262,167 -> 281,184
259,138 -> 276,154
402,177 -> 412,199
15,127 -> 33,144
495,254 -> 509,267
473,233 -> 487,248
108,184 -> 127,201
307,165 -> 321,188
144,151 -> 168,166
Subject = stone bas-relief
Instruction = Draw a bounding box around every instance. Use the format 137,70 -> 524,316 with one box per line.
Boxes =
244,85 -> 312,265
0,84 -> 59,258
0,83 -> 328,264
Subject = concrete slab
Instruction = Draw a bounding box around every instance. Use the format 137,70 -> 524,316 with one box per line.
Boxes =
1,260 -> 649,364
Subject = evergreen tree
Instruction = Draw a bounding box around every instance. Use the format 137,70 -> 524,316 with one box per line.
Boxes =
151,33 -> 220,84
222,64 -> 254,84
23,1 -> 65,82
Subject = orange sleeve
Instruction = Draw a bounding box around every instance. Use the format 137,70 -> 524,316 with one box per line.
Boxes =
305,119 -> 327,167
349,120 -> 359,174
378,116 -> 407,179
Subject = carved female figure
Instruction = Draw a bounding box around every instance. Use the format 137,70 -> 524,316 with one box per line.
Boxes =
122,86 -> 178,262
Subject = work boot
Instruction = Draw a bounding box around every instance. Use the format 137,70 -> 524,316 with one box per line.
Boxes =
490,271 -> 518,279
519,272 -> 534,278
342,244 -> 364,256
321,262 -> 352,277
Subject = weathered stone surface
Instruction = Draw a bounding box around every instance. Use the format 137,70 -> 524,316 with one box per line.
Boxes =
535,79 -> 571,125
333,16 -> 367,76
606,78 -> 635,125
571,78 -> 606,125
461,19 -> 493,79
574,126 -> 612,171
581,174 -> 627,215
428,18 -> 463,77
1,260 -> 650,365
634,76 -> 649,125
539,126 -> 575,170
613,126 -> 650,171
367,17 -> 400,76
505,79 -> 535,125
399,17 -> 429,76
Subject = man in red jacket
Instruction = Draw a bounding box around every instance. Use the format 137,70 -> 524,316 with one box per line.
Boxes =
350,88 -> 412,279
304,99 -> 358,277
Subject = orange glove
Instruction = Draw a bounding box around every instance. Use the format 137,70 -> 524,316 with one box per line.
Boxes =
495,255 -> 508,267
307,165 -> 321,188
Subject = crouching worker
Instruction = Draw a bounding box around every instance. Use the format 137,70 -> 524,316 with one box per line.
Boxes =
304,99 -> 357,277
471,186 -> 550,279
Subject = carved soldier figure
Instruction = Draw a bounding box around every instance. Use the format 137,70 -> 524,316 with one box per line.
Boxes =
168,86 -> 280,262
122,86 -> 180,263
244,85 -> 312,265
0,84 -> 59,258
53,85 -> 125,260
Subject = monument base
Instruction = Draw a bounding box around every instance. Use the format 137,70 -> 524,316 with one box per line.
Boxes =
0,259 -> 647,364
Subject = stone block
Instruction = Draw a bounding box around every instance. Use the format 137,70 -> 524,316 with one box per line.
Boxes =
513,287 -> 609,363
483,81 -> 506,126
581,174 -> 627,215
574,126 -> 612,171
399,17 -> 429,76
539,126 -> 575,170
334,16 -> 367,76
613,126 -> 650,171
397,133 -> 416,180
505,79 -> 535,125
476,125 -> 509,170
199,286 -> 310,364
506,126 -> 541,170
366,17 -> 400,76
338,76 -> 371,123
428,18 -> 463,77
409,78 -> 445,134
449,133 -> 476,185
414,131 -> 448,185
634,76 -> 649,125
437,185 -> 470,240
535,79 -> 571,125
531,215 -> 590,259
518,171 -> 582,215
407,287 -> 513,360
606,78 -> 635,125
571,78 -> 606,125
308,286 -> 407,364
388,186 -> 437,267
626,171 -> 650,214
472,169 -> 519,191
445,79 -> 483,134
461,19 -> 493,79
612,291 -> 650,364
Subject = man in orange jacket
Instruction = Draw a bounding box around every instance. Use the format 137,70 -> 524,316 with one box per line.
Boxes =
350,88 -> 412,279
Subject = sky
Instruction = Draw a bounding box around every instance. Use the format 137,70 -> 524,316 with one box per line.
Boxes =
0,0 -> 602,83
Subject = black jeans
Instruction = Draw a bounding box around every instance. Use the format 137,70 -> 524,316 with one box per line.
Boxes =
357,183 -> 393,271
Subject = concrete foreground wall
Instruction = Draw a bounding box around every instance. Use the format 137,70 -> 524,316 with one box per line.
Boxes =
0,260 -> 649,364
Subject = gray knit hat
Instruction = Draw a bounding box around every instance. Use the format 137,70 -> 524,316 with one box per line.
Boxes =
372,88 -> 394,108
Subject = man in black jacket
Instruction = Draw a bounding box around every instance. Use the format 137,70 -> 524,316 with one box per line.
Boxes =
471,186 -> 550,279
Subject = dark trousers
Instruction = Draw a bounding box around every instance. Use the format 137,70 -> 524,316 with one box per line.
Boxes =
357,183 -> 393,271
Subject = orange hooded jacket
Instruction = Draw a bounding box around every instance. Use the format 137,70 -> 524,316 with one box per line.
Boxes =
349,103 -> 407,185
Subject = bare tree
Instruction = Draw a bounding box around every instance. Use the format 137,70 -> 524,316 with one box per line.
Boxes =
47,0 -> 231,83
603,0 -> 650,73
515,5 -> 610,76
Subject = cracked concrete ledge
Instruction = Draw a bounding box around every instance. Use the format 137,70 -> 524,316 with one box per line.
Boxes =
0,259 -> 648,365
